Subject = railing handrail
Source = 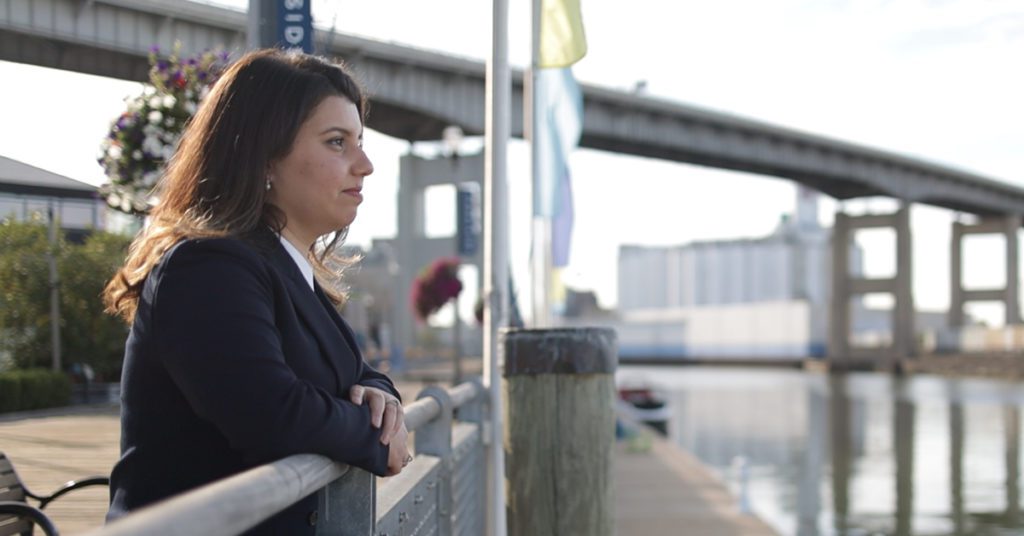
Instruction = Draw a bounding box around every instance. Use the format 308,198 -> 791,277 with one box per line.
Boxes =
83,378 -> 487,536
82,455 -> 348,536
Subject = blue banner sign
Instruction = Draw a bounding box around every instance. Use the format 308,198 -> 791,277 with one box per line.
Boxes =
278,0 -> 312,53
456,183 -> 481,257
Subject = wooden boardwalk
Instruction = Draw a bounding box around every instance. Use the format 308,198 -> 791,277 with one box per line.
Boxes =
0,387 -> 776,535
613,429 -> 777,535
0,405 -> 120,535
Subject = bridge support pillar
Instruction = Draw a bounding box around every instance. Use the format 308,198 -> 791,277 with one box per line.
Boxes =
395,152 -> 485,357
828,204 -> 915,362
949,215 -> 1021,328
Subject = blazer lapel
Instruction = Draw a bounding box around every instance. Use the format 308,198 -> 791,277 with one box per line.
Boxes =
266,243 -> 352,393
312,283 -> 364,364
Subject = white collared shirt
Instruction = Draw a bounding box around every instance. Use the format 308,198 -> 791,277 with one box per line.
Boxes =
279,236 -> 315,290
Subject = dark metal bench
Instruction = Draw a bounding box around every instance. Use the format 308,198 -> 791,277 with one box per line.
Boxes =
0,451 -> 109,536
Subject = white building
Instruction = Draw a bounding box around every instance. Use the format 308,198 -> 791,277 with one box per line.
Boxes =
619,186 -> 846,312
606,187 -> 949,358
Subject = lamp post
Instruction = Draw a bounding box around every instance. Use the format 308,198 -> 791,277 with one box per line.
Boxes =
445,126 -> 467,384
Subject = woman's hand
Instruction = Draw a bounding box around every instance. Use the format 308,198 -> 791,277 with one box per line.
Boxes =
349,385 -> 404,446
348,385 -> 412,475
385,422 -> 411,476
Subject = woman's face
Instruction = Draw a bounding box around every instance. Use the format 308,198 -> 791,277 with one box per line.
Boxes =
268,95 -> 373,246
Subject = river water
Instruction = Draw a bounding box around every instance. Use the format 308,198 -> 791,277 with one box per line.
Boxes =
618,365 -> 1024,536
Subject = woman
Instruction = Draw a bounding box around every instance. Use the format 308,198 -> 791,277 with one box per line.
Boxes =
103,49 -> 410,534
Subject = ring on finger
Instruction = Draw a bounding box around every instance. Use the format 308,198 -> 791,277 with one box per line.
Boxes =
403,454 -> 413,466
385,399 -> 400,409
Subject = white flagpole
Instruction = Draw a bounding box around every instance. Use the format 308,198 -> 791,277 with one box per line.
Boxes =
484,0 -> 509,534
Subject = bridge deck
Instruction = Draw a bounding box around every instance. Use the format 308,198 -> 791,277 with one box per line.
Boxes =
0,388 -> 775,535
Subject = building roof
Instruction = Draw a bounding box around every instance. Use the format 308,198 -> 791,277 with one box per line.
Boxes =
0,155 -> 98,199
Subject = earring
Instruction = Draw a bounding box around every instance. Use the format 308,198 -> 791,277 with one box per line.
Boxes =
265,178 -> 272,191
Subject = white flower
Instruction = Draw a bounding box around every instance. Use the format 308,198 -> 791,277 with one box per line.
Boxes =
148,110 -> 163,124
108,193 -> 121,208
148,95 -> 162,108
132,150 -> 143,160
142,135 -> 162,156
108,145 -> 123,159
161,145 -> 174,160
164,117 -> 175,128
143,86 -> 156,97
132,192 -> 149,212
162,94 -> 177,108
184,101 -> 197,115
143,171 -> 160,187
121,195 -> 133,213
185,89 -> 194,100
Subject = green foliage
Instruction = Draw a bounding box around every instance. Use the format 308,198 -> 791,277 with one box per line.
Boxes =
0,369 -> 71,413
0,219 -> 51,369
0,220 -> 131,380
0,373 -> 21,412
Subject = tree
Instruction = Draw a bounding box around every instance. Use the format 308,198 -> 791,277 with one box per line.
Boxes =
0,218 -> 51,369
0,219 -> 131,379
60,231 -> 132,379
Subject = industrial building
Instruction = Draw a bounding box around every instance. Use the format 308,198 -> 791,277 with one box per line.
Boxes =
597,187 -> 948,359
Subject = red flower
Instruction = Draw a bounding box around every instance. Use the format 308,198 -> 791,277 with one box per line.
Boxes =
410,257 -> 463,321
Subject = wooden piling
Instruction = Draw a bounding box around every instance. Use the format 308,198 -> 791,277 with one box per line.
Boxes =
502,328 -> 617,536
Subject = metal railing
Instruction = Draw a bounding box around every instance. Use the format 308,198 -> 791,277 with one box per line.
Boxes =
83,378 -> 489,536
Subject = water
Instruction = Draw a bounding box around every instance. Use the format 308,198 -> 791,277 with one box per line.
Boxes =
618,365 -> 1024,536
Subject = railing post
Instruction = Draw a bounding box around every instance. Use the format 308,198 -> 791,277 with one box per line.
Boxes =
317,467 -> 375,536
456,377 -> 487,424
503,327 -> 618,536
416,385 -> 454,535
452,378 -> 487,536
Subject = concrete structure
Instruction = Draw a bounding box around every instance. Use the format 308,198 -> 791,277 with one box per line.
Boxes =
829,206 -> 915,360
949,216 -> 1021,327
0,155 -> 107,240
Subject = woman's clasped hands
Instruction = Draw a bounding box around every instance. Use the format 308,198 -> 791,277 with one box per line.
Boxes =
349,384 -> 411,475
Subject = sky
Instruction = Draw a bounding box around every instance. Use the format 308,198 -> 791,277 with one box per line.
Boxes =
1,0 -> 1022,324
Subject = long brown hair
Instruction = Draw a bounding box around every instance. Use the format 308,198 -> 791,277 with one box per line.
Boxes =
104,49 -> 368,323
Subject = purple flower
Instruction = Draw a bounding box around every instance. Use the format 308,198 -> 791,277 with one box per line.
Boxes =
156,60 -> 168,72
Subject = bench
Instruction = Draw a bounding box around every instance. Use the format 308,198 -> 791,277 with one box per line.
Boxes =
0,451 -> 109,536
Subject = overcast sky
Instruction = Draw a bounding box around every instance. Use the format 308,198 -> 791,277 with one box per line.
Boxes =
1,0 -> 1021,322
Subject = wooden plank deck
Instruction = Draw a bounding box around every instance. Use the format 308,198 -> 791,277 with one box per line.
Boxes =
0,405 -> 120,535
0,384 -> 777,535
613,429 -> 778,535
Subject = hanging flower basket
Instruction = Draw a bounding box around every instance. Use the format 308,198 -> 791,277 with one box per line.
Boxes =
410,257 -> 463,322
97,44 -> 228,215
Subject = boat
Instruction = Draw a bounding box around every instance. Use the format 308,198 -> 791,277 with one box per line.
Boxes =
617,385 -> 671,435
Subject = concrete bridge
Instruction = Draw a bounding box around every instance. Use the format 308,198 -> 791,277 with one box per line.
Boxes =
3,0 -> 1022,360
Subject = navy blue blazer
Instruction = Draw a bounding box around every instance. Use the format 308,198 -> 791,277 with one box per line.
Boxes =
107,230 -> 399,534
